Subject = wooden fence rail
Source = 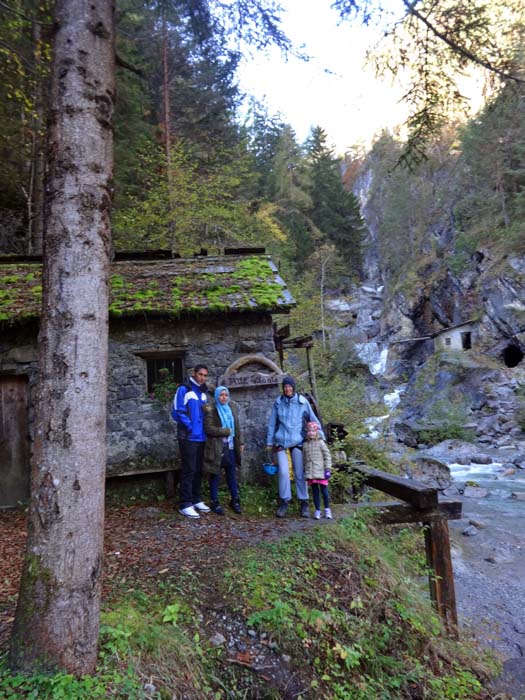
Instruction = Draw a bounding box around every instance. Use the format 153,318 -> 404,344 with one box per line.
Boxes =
340,462 -> 461,637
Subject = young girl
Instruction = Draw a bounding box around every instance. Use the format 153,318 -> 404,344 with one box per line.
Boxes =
303,421 -> 332,519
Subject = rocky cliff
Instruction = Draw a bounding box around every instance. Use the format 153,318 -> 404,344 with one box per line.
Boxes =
327,164 -> 525,451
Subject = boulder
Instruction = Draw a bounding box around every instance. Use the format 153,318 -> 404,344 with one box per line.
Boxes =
406,457 -> 452,490
468,518 -> 487,529
471,454 -> 493,465
463,486 -> 490,498
393,421 -> 419,448
462,525 -> 479,537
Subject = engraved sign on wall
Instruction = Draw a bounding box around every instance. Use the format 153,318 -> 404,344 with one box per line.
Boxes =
221,371 -> 281,388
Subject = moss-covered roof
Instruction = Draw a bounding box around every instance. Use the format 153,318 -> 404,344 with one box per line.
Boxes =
0,254 -> 295,324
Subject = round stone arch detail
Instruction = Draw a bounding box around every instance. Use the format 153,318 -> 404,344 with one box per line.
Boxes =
225,354 -> 281,374
220,354 -> 283,389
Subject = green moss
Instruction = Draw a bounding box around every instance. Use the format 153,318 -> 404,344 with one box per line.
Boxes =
0,274 -> 21,285
1,255 -> 292,323
233,256 -> 273,282
110,274 -> 125,289
248,281 -> 283,307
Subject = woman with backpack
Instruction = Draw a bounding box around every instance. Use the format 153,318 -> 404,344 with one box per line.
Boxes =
266,375 -> 324,518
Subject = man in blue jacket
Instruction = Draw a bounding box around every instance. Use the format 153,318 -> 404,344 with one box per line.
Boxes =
266,375 -> 324,518
172,364 -> 211,518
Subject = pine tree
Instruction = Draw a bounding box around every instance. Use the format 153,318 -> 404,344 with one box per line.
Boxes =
306,126 -> 364,277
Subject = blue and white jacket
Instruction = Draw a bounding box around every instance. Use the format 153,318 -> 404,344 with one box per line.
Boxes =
171,378 -> 208,442
266,393 -> 324,449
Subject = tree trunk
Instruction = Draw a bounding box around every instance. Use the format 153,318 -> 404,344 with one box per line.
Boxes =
27,19 -> 46,255
9,0 -> 115,676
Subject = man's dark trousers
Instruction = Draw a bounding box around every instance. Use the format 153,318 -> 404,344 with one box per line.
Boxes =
178,439 -> 205,508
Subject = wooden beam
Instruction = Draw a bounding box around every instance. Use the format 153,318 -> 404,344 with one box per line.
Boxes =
347,464 -> 438,509
348,499 -> 462,524
305,345 -> 318,404
424,520 -> 459,636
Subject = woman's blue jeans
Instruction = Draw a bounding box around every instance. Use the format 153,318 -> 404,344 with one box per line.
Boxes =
209,447 -> 239,502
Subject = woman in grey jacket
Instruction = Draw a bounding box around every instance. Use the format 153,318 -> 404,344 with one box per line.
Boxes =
266,375 -> 324,518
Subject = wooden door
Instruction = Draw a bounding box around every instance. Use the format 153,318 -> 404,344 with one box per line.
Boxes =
0,375 -> 30,507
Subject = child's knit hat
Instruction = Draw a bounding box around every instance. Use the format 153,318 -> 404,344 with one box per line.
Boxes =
306,421 -> 319,438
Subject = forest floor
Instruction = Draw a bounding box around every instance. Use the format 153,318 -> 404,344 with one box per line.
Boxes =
0,497 -> 524,698
0,499 -> 321,651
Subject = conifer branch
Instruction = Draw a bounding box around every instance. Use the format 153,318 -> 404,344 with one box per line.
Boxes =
402,0 -> 525,85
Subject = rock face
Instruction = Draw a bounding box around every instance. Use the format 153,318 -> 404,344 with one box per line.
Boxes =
392,353 -> 525,449
325,167 -> 525,451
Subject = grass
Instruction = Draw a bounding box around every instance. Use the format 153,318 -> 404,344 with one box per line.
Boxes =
0,503 -> 499,700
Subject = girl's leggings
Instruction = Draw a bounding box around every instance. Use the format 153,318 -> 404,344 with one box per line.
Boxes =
311,483 -> 330,510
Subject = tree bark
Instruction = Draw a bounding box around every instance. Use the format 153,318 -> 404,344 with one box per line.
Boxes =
9,0 -> 115,676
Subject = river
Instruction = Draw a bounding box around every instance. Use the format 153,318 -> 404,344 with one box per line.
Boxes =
446,456 -> 525,698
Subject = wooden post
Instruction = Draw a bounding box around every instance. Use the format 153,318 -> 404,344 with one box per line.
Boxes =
165,470 -> 176,499
306,345 -> 318,403
423,520 -> 458,637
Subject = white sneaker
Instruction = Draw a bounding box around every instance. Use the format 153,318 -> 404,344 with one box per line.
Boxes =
179,506 -> 200,519
324,508 -> 333,519
193,501 -> 211,512
314,510 -> 321,520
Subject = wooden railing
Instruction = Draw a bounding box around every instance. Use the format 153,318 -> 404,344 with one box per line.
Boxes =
341,462 -> 461,637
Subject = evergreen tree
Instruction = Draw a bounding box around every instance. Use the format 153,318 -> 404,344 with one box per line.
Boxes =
269,125 -> 319,263
458,83 -> 525,230
306,126 -> 364,277
0,0 -> 51,251
245,100 -> 287,199
9,0 -> 114,675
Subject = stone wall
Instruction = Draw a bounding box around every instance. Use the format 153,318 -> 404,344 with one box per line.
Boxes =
0,313 -> 280,494
107,313 -> 279,480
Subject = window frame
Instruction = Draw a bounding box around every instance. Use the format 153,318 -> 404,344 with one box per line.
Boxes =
135,350 -> 186,394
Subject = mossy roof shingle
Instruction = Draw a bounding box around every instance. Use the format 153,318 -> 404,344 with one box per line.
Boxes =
0,254 -> 294,324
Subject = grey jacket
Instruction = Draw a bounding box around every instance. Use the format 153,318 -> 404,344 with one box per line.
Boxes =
303,438 -> 332,480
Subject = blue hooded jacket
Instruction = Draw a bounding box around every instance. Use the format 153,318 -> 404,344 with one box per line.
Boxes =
172,377 -> 208,442
266,392 -> 324,449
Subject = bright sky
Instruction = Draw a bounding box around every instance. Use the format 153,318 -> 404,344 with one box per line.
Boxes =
237,0 -> 409,155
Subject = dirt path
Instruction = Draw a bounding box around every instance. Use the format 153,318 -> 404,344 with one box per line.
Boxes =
0,502 -> 324,650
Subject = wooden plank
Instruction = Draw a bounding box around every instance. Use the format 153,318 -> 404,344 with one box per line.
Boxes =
164,470 -> 176,499
106,465 -> 179,478
347,464 -> 438,509
0,375 -> 30,507
424,520 -> 459,636
348,499 -> 462,524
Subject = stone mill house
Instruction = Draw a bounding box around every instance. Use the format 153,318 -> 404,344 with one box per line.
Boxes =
0,249 -> 294,507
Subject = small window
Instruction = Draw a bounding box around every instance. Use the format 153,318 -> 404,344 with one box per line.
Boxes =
445,337 -> 452,346
146,356 -> 184,393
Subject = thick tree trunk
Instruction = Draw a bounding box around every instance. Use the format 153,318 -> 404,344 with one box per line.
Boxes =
9,0 -> 115,676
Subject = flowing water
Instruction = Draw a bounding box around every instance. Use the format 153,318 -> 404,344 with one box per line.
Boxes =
446,455 -> 525,689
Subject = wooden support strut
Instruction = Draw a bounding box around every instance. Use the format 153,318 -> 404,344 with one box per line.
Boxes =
346,463 -> 460,636
423,519 -> 459,637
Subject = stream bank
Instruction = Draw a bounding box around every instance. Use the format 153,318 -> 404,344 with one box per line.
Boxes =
402,440 -> 525,698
